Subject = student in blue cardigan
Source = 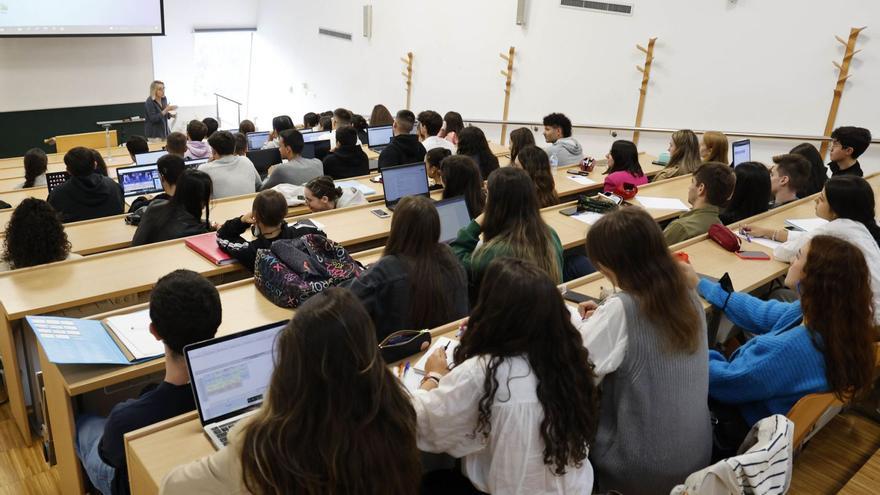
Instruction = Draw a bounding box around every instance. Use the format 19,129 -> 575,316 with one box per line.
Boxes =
683,235 -> 875,448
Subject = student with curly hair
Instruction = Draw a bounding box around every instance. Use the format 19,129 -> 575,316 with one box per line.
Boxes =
0,198 -> 79,271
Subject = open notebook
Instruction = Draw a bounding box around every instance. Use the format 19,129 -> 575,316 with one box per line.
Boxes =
26,310 -> 163,365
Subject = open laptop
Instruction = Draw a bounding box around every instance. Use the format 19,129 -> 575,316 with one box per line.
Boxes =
46,171 -> 70,193
184,321 -> 287,450
246,148 -> 283,178
382,162 -> 430,210
732,139 -> 751,167
246,131 -> 271,151
184,158 -> 209,169
302,139 -> 332,161
134,150 -> 167,166
302,130 -> 332,143
116,164 -> 164,198
436,196 -> 472,243
366,125 -> 393,152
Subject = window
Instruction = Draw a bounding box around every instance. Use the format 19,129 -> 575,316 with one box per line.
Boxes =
192,30 -> 254,129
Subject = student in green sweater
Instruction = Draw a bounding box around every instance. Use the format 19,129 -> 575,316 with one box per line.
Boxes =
451,167 -> 563,301
663,162 -> 736,245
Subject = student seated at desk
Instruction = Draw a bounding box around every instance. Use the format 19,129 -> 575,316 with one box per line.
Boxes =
302,176 -> 367,213
15,147 -> 47,189
92,149 -> 109,177
261,115 -> 294,150
162,288 -> 422,495
700,131 -> 729,163
790,142 -> 827,196
415,258 -> 600,494
418,110 -> 456,153
654,129 -> 702,181
719,162 -> 770,225
232,132 -> 247,157
198,131 -> 261,199
378,110 -> 426,169
260,129 -> 324,189
164,132 -> 188,158
321,126 -> 369,179
602,140 -> 648,194
353,114 -> 369,145
0,198 -> 81,271
684,235 -> 875,448
238,119 -> 255,135
76,269 -> 222,495
662,162 -> 736,245
452,167 -> 563,302
456,126 -> 499,180
128,154 -> 183,212
217,189 -> 322,271
329,108 -> 361,146
48,147 -> 125,222
124,135 -> 149,163
769,154 -> 810,209
302,111 -> 320,131
319,115 -> 332,131
743,176 -> 880,323
440,111 -> 464,146
574,208 -> 711,494
542,112 -> 584,167
508,127 -> 535,165
441,155 -> 485,218
132,169 -> 212,246
202,117 -> 219,139
342,195 -> 468,341
828,125 -> 871,177
370,103 -> 394,127
425,147 -> 451,189
514,145 -> 559,208
184,119 -> 211,160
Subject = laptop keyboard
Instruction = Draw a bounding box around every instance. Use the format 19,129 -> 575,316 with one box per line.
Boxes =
210,421 -> 238,446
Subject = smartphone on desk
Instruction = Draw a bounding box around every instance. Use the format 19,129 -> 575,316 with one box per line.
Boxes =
370,174 -> 383,183
735,250 -> 771,261
563,290 -> 601,305
371,208 -> 391,219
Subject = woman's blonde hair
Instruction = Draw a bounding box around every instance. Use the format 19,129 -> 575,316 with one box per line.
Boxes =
702,131 -> 729,163
149,80 -> 165,100
669,129 -> 702,174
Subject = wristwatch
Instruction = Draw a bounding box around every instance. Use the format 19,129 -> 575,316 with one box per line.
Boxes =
420,372 -> 443,387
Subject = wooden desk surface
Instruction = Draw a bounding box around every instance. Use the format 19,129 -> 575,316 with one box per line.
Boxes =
0,141 -> 164,169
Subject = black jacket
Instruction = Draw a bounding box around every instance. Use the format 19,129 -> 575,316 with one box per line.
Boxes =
377,134 -> 426,169
131,200 -> 209,246
342,252 -> 469,342
829,160 -> 863,177
322,144 -> 370,179
216,216 -> 324,271
47,173 -> 125,223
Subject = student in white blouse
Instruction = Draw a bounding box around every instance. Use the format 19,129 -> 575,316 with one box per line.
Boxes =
413,258 -> 600,495
570,207 -> 712,495
742,176 -> 880,324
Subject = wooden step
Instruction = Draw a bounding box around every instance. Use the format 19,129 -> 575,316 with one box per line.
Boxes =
839,447 -> 880,494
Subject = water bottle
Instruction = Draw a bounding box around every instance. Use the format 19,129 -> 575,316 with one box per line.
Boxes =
550,153 -> 559,174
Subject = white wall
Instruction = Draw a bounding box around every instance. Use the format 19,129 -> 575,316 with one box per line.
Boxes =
249,0 -> 880,172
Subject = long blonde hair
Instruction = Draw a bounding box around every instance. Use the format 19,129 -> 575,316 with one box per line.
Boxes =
702,131 -> 729,163
149,80 -> 165,100
669,129 -> 702,174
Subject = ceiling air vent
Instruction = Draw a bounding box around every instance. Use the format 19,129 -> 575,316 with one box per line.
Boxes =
560,0 -> 633,15
318,28 -> 352,41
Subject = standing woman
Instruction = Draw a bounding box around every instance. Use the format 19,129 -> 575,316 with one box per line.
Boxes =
144,80 -> 177,140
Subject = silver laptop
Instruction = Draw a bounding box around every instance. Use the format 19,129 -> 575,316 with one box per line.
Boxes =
246,131 -> 271,150
436,196 -> 472,243
184,321 -> 286,449
732,139 -> 751,167
134,150 -> 168,166
367,125 -> 393,152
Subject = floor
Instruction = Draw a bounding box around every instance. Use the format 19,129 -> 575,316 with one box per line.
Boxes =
0,399 -> 60,495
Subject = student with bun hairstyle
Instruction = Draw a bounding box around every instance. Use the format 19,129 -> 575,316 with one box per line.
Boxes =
302,176 -> 368,212
602,140 -> 648,194
719,161 -> 770,224
700,131 -> 729,163
575,207 -> 711,494
0,199 -> 79,271
654,129 -> 702,181
162,288 -> 422,495
515,145 -> 559,208
416,258 -> 600,494
16,148 -> 48,189
132,169 -> 212,246
343,195 -> 467,341
440,155 -> 486,218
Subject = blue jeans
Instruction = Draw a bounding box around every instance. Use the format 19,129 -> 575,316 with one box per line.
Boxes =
75,414 -> 115,495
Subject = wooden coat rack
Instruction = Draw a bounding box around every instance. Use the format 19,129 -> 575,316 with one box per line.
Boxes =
401,52 -> 414,110
820,27 -> 866,159
499,46 -> 516,146
633,37 -> 657,146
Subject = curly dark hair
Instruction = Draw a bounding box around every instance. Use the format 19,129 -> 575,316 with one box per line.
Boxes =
453,257 -> 600,475
2,198 -> 72,269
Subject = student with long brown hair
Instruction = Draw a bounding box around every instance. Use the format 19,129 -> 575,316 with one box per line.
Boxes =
508,127 -> 535,165
161,289 -> 422,495
456,126 -> 500,179
416,258 -> 600,494
686,235 -> 876,446
700,131 -> 729,163
654,129 -> 702,181
452,167 -> 563,301
440,155 -> 486,218
515,145 -> 559,208
343,195 -> 468,341
369,103 -> 394,126
574,207 -> 711,494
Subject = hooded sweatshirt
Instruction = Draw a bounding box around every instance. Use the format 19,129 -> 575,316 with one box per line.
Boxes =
378,134 -> 426,169
47,173 -> 125,223
545,136 -> 585,167
322,144 -> 369,179
184,141 -> 212,160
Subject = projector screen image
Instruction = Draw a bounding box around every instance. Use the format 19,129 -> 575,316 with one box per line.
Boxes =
0,0 -> 164,36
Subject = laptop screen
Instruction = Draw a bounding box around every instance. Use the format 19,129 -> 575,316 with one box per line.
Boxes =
367,125 -> 393,147
116,164 -> 163,197
732,139 -> 751,167
185,322 -> 286,425
246,149 -> 283,176
134,150 -> 168,166
436,196 -> 472,243
302,139 -> 331,160
383,162 -> 430,205
46,171 -> 70,194
302,130 -> 333,143
246,131 -> 271,150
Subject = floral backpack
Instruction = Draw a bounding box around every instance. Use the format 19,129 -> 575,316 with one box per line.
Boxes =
254,234 -> 364,308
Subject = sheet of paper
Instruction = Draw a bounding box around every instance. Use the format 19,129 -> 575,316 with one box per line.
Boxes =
104,309 -> 163,361
635,196 -> 690,211
737,233 -> 782,250
570,212 -> 604,225
26,316 -> 129,365
784,218 -> 828,232
335,180 -> 377,196
413,337 -> 459,373
566,175 -> 597,186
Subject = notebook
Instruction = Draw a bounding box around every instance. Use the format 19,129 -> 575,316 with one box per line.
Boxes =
185,232 -> 237,265
26,310 -> 163,365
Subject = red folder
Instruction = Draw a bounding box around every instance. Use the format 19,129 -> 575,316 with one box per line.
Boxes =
185,232 -> 236,265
